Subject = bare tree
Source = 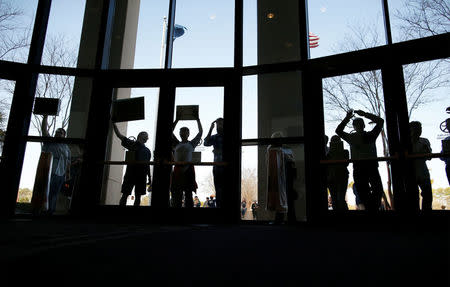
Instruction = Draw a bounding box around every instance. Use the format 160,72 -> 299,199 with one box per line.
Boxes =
0,1 -> 78,137
241,168 -> 257,204
0,0 -> 32,61
395,0 -> 450,39
31,35 -> 77,136
0,1 -> 33,138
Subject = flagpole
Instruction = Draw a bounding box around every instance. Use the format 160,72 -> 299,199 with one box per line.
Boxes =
160,16 -> 167,68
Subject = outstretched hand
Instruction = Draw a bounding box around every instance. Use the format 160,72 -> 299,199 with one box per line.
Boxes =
354,110 -> 365,116
346,109 -> 354,118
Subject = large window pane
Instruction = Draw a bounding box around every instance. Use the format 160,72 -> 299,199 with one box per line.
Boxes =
242,71 -> 303,139
17,142 -> 84,216
242,144 -> 306,221
389,0 -> 450,43
102,88 -> 159,206
134,0 -> 170,68
242,75 -> 257,139
307,0 -> 386,59
403,59 -> 450,210
0,0 -> 38,63
244,0 -> 301,66
322,70 -> 394,211
241,146 -> 258,220
0,79 -> 15,157
172,0 -> 234,68
29,74 -> 91,138
172,87 -> 224,207
41,0 -> 86,67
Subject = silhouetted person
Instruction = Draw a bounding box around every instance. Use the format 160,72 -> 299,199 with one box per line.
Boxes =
336,110 -> 384,211
204,118 -> 224,207
194,195 -> 201,207
41,115 -> 71,215
251,201 -> 258,220
112,122 -> 151,206
326,135 -> 350,211
203,197 -> 210,207
171,116 -> 203,208
241,200 -> 247,218
207,195 -> 216,208
440,118 -> 450,185
410,121 -> 432,210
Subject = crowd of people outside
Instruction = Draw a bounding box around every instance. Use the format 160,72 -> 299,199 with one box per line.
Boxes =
325,109 -> 450,211
32,105 -> 449,215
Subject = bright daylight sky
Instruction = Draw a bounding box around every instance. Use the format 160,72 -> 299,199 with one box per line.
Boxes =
2,0 -> 448,207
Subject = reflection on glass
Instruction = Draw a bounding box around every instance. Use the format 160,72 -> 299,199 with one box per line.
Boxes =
307,0 -> 385,59
403,59 -> 450,210
242,75 -> 257,139
103,88 -> 159,206
242,144 -> 305,222
244,0 -> 301,65
172,0 -> 234,68
41,0 -> 86,67
322,70 -> 394,210
257,71 -> 303,138
17,142 -> 83,216
0,79 -> 15,157
0,0 -> 38,63
389,0 -> 450,43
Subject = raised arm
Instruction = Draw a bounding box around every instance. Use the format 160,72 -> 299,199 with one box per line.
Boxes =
355,110 -> 384,125
41,115 -> 50,137
196,118 -> 203,138
190,117 -> 203,147
204,120 -> 215,146
335,110 -> 353,139
112,122 -> 126,141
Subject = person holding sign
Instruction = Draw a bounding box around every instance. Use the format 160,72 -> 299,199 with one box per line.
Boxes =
171,109 -> 203,208
112,122 -> 151,206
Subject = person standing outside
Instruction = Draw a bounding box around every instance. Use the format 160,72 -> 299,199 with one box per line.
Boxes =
440,118 -> 450,185
336,109 -> 384,211
171,116 -> 203,208
204,118 -> 224,207
409,121 -> 433,210
326,135 -> 350,211
112,122 -> 151,206
41,115 -> 71,215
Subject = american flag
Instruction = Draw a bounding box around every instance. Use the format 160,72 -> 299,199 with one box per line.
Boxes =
309,32 -> 319,48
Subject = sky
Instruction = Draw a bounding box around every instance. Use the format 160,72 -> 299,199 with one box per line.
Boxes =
1,0 -> 448,207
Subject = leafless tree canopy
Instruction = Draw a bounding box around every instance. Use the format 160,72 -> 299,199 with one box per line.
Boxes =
0,0 -> 31,61
323,0 -> 450,123
0,1 -> 78,136
395,0 -> 450,39
32,35 -> 77,136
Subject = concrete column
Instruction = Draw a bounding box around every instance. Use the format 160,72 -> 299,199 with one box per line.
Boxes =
103,0 -> 141,205
257,0 -> 306,221
66,0 -> 141,207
